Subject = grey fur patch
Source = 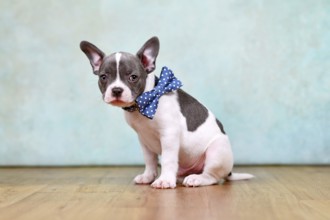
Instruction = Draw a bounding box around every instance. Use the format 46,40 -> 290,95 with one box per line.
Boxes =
177,89 -> 209,132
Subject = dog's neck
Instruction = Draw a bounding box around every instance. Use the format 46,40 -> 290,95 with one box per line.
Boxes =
144,72 -> 156,93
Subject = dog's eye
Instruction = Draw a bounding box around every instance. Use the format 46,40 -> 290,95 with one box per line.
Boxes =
129,74 -> 138,82
99,74 -> 107,82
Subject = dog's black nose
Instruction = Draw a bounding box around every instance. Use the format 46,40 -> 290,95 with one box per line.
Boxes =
112,87 -> 124,97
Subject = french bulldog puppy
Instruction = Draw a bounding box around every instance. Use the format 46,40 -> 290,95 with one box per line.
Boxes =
80,37 -> 253,189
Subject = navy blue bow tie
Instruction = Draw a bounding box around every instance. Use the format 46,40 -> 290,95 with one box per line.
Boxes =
134,66 -> 183,119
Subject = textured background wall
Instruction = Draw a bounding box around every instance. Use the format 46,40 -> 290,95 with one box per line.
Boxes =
0,0 -> 329,165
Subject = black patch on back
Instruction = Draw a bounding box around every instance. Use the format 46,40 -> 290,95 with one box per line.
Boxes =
177,89 -> 209,132
216,118 -> 226,134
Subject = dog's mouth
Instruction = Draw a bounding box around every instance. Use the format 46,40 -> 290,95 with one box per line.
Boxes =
109,99 -> 135,108
110,100 -> 126,106
103,93 -> 136,107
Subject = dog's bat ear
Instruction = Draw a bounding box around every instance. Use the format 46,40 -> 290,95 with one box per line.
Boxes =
80,41 -> 105,75
136,37 -> 160,73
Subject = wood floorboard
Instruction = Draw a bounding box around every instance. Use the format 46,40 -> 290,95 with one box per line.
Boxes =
0,166 -> 329,220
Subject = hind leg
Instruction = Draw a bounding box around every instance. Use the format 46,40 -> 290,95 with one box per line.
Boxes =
183,136 -> 234,187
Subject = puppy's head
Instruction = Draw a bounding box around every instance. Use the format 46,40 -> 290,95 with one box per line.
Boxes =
80,37 -> 159,107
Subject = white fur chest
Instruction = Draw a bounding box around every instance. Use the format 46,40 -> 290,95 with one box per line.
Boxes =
124,92 -> 183,155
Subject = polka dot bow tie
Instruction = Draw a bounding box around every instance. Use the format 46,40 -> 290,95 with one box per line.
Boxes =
136,66 -> 183,119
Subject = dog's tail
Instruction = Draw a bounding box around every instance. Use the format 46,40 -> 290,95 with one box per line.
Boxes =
225,172 -> 254,181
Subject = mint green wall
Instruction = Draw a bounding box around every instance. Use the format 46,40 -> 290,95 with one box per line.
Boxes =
0,0 -> 329,165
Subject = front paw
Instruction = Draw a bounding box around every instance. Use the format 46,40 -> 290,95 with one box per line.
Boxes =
151,176 -> 176,189
134,173 -> 157,185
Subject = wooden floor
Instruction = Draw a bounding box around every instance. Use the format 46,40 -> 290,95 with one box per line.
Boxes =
0,166 -> 329,220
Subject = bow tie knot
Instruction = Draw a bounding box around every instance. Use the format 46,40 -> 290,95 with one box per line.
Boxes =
136,66 -> 183,119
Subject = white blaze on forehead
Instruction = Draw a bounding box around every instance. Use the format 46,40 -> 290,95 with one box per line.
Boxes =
115,52 -> 122,79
